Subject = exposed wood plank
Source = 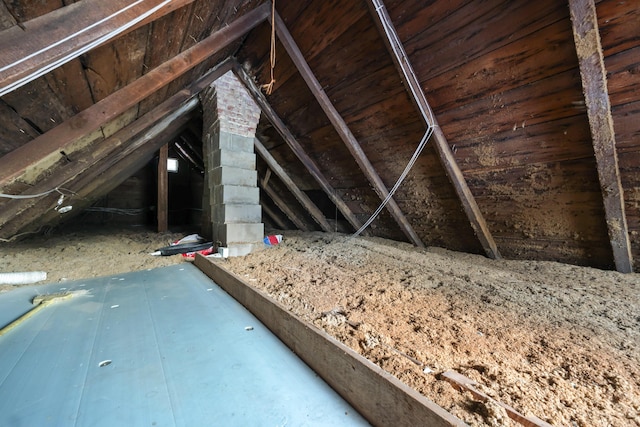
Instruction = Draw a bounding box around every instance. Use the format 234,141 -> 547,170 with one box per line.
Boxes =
366,0 -> 499,259
194,257 -> 468,427
232,63 -> 365,235
0,0 -> 197,96
569,0 -> 633,273
441,371 -> 553,427
259,177 -> 309,232
157,143 -> 168,232
3,98 -> 195,238
272,11 -> 423,247
260,199 -> 290,230
0,3 -> 270,189
255,138 -> 332,232
0,61 -> 231,238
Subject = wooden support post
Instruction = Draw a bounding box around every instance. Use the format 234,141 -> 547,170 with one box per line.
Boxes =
255,138 -> 332,232
0,0 -> 196,96
271,12 -> 424,247
31,104 -> 195,235
0,3 -> 270,189
366,0 -> 500,260
232,64 -> 365,234
194,257 -> 468,427
259,177 -> 310,231
569,0 -> 633,273
157,144 -> 169,232
0,61 -> 231,239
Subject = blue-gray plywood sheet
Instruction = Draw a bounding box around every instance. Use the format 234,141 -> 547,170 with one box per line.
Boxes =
0,264 -> 369,426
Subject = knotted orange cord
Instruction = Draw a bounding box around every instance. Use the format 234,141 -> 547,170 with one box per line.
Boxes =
261,0 -> 276,95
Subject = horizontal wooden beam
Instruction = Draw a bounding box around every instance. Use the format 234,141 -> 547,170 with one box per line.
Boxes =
0,3 -> 270,190
0,61 -> 232,236
569,0 -> 633,273
272,11 -> 424,247
0,0 -> 196,96
366,0 -> 500,259
194,257 -> 468,427
255,138 -> 332,232
232,63 -> 365,234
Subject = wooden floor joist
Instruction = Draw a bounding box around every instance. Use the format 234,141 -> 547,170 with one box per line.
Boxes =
272,12 -> 424,247
0,3 -> 270,190
442,371 -> 553,427
194,256 -> 468,427
255,138 -> 332,232
233,64 -> 366,234
366,0 -> 500,260
569,0 -> 633,273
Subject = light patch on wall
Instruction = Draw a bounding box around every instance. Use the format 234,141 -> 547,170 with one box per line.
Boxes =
167,158 -> 179,173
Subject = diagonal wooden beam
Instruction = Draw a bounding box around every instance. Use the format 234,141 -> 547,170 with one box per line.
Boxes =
3,97 -> 197,238
259,172 -> 310,231
272,11 -> 424,247
569,0 -> 633,273
366,0 -> 500,260
255,138 -> 332,232
232,63 -> 365,234
261,200 -> 290,230
0,61 -> 232,233
0,3 -> 270,190
0,0 -> 197,96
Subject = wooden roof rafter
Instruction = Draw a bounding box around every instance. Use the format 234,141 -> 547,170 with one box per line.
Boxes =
366,0 -> 501,260
0,0 -> 197,97
255,138 -> 333,233
232,63 -> 366,235
0,3 -> 271,191
271,10 -> 425,248
259,168 -> 311,232
569,0 -> 633,273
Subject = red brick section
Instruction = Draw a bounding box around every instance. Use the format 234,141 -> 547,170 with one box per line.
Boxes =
211,71 -> 261,137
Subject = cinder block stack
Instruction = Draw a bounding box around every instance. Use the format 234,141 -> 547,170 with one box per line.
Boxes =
201,71 -> 263,256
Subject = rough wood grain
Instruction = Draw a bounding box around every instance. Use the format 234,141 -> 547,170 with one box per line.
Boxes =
570,0 -> 633,272
0,61 -> 231,238
367,0 -> 500,259
0,4 -> 270,189
157,143 -> 168,232
273,11 -> 424,247
255,138 -> 332,232
442,371 -> 553,427
0,0 -> 196,96
233,63 -> 366,235
259,176 -> 310,232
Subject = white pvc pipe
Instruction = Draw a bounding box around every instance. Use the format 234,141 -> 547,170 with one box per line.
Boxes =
0,271 -> 47,285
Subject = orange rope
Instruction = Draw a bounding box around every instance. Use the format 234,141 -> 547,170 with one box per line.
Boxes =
261,0 -> 276,95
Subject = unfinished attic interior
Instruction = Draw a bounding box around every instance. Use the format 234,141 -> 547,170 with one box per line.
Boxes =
0,0 -> 639,425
